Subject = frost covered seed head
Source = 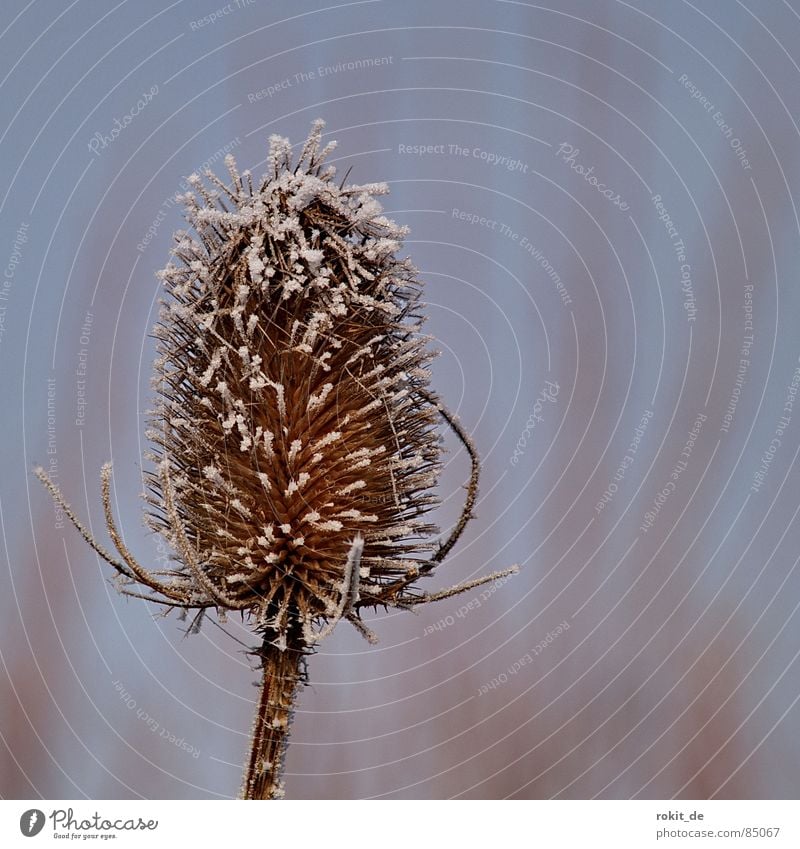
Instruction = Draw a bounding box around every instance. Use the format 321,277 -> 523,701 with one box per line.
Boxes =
143,119 -> 453,642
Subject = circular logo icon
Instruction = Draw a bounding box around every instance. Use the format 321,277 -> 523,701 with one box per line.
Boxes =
19,809 -> 45,837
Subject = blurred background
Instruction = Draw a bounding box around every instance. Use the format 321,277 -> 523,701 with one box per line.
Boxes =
2,0 -> 800,799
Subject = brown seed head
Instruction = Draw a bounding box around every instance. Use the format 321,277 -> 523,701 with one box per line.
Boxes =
35,120 -> 517,654
145,120 -> 446,642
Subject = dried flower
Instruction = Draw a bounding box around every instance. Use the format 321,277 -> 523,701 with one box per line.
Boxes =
36,120 -> 517,799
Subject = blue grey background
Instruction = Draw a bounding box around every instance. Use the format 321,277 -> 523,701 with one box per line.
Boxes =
2,0 -> 800,799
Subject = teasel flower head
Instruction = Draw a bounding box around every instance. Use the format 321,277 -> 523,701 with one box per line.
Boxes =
145,118 -> 448,642
36,120 -> 517,799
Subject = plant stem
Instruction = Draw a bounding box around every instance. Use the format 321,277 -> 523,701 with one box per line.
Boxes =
241,629 -> 306,800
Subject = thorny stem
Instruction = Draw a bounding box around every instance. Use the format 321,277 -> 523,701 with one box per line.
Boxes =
241,627 -> 307,800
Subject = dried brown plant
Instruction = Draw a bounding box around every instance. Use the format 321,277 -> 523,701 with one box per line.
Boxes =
36,120 -> 517,799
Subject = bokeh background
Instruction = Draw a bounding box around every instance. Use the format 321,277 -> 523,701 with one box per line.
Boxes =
2,0 -> 800,800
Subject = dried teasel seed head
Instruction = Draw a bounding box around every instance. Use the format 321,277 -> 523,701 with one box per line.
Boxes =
145,119 -> 454,643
